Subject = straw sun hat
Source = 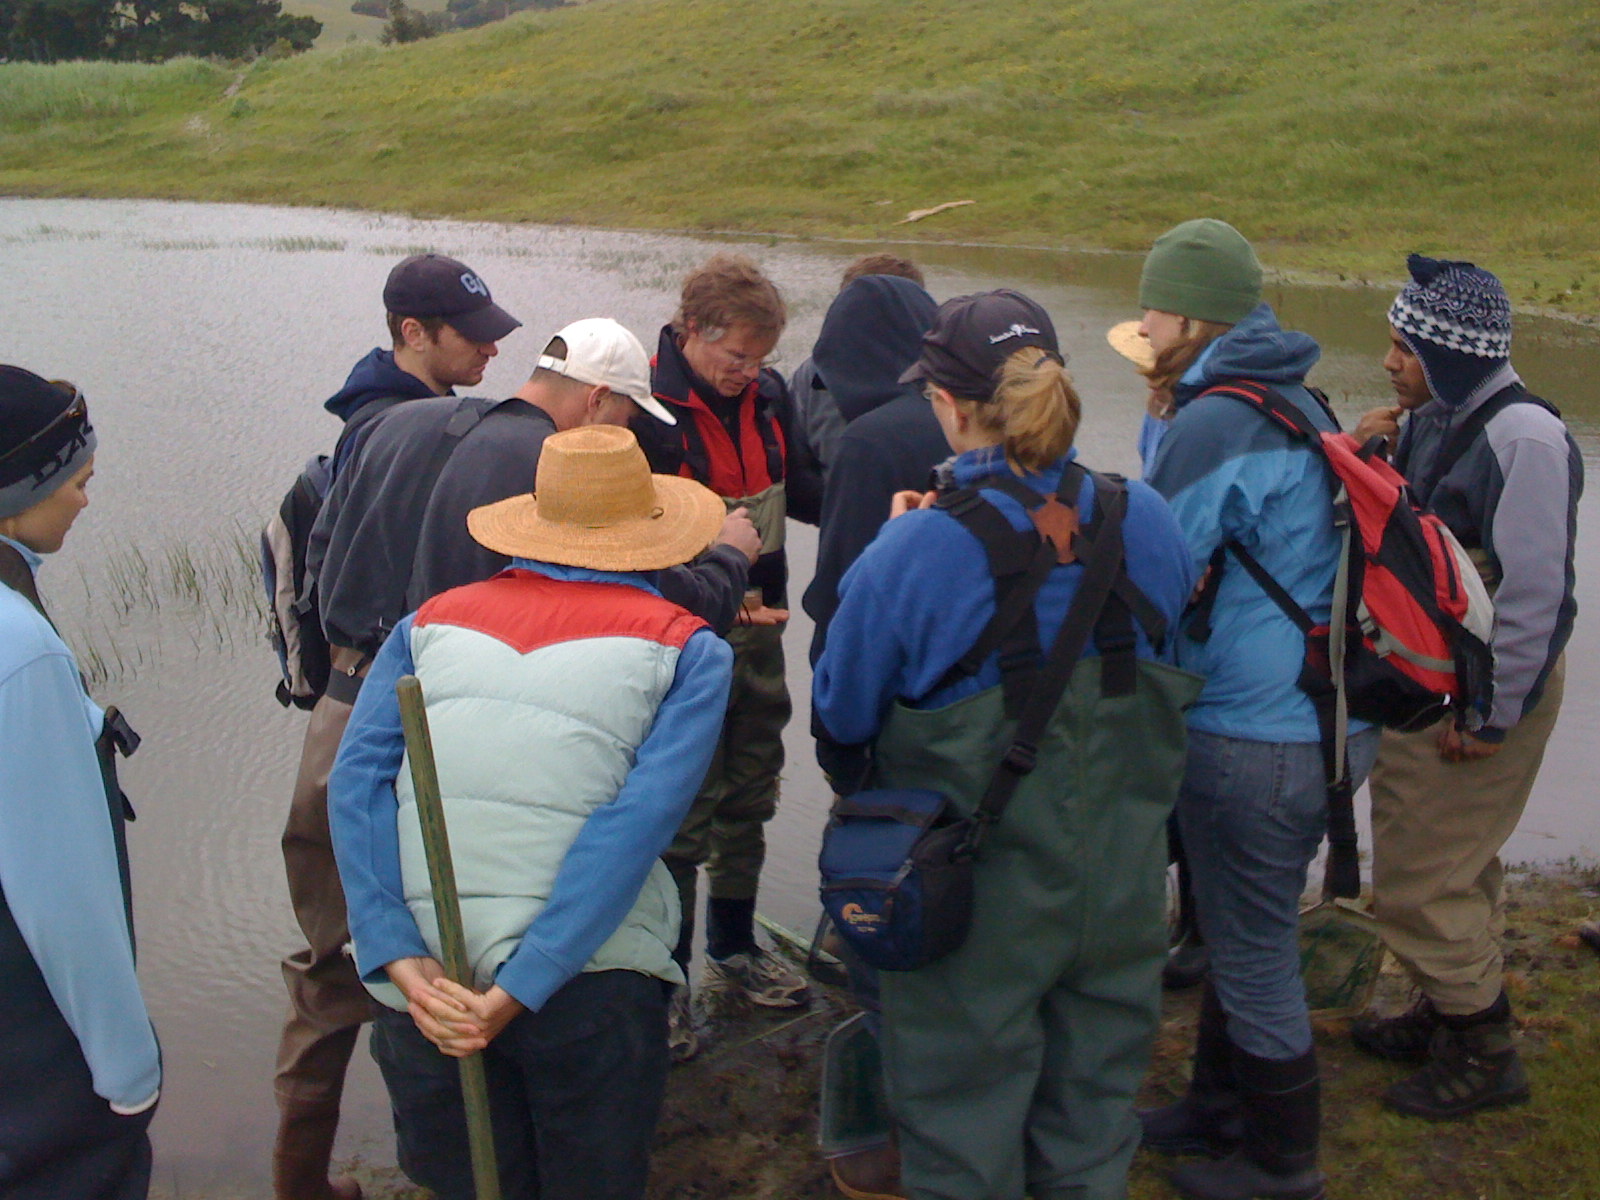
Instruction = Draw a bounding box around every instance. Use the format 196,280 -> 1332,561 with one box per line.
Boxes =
1105,320 -> 1155,371
467,425 -> 724,571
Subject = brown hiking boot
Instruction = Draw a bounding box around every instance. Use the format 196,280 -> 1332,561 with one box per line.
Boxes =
829,1140 -> 905,1200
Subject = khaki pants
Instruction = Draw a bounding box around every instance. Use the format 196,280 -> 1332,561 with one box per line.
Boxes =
1369,657 -> 1565,1015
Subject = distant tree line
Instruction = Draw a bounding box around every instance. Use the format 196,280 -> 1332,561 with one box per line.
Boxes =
0,0 -> 321,61
354,0 -> 562,44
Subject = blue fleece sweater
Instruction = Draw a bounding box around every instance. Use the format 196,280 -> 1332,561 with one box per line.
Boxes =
812,447 -> 1194,746
1145,303 -> 1359,743
329,560 -> 732,1013
0,536 -> 160,1112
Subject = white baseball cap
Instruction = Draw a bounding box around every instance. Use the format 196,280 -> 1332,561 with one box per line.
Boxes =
536,318 -> 675,426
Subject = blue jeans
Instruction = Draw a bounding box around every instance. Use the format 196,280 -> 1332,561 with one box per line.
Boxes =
1176,729 -> 1380,1061
370,969 -> 669,1200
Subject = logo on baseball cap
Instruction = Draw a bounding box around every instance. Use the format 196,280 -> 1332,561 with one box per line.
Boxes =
900,290 -> 1061,402
536,318 -> 676,426
383,253 -> 522,345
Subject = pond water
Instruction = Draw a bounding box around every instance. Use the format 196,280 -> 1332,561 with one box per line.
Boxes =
2,198 -> 1597,1196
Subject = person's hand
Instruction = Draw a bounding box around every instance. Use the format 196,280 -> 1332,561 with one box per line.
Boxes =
427,980 -> 525,1056
384,956 -> 481,1052
715,507 -> 762,565
1437,726 -> 1503,762
736,601 -> 790,627
890,490 -> 936,519
1353,405 -> 1403,447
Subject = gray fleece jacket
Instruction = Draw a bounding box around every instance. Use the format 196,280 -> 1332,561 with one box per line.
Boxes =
1395,362 -> 1582,736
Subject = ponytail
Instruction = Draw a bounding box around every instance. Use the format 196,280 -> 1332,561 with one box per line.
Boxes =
958,349 -> 1081,475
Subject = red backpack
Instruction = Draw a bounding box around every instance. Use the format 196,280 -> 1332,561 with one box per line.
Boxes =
1188,380 -> 1494,895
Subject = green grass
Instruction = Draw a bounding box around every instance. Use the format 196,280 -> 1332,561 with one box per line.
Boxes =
1,0 -> 1597,316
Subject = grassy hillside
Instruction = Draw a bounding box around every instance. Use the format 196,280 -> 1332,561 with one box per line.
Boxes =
2,0 -> 1597,315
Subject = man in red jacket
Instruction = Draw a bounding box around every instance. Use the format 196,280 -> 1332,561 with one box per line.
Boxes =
634,253 -> 823,1060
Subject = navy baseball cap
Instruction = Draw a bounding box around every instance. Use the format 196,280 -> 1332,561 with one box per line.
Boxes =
383,254 -> 522,344
900,290 -> 1061,402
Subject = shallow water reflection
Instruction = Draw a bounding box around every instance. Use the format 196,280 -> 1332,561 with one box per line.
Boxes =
2,199 -> 1596,1194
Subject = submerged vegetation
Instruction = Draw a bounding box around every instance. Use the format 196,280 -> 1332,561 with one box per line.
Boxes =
0,0 -> 1596,315
67,525 -> 265,686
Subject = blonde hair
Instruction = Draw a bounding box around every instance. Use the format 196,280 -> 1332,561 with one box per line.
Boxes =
953,349 -> 1082,475
1140,318 -> 1232,419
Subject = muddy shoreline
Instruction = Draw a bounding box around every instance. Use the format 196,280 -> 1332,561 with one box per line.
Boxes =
307,864 -> 1600,1200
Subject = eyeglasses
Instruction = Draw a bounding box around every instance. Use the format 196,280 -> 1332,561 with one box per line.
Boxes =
0,381 -> 91,481
706,341 -> 771,375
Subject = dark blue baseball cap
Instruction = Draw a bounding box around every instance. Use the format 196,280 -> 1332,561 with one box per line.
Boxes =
383,253 -> 522,344
900,289 -> 1061,402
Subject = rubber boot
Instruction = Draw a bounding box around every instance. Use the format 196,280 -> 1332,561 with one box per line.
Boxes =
1168,1044 -> 1324,1200
1140,982 -> 1242,1158
272,1102 -> 364,1200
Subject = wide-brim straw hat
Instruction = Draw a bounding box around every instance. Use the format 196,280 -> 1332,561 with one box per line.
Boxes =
1106,320 -> 1155,371
467,425 -> 725,571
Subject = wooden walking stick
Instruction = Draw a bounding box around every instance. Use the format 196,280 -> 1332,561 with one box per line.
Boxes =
396,674 -> 502,1200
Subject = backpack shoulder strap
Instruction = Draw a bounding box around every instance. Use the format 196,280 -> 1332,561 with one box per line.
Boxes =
755,370 -> 787,484
928,476 -> 1056,714
967,469 -> 1131,843
393,396 -> 505,614
1196,379 -> 1325,442
330,394 -> 411,472
1435,385 -> 1559,478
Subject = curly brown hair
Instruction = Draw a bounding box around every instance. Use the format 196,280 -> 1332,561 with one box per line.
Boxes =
672,253 -> 786,340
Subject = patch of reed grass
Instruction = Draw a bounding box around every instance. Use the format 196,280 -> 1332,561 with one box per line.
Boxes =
0,58 -> 226,128
71,526 -> 266,686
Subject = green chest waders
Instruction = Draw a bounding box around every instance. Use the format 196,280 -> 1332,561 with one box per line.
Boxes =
726,480 -> 788,559
859,468 -> 1203,1200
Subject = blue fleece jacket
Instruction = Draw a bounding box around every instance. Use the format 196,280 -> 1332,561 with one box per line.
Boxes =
812,447 -> 1194,746
322,347 -> 441,472
324,347 -> 439,421
0,536 -> 160,1112
329,561 -> 732,1013
1145,303 -> 1359,743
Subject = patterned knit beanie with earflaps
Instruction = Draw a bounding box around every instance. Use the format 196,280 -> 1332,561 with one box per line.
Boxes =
1388,254 -> 1512,406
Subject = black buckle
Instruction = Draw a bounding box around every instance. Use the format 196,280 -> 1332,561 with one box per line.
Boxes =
998,648 -> 1038,673
1097,629 -> 1137,656
104,707 -> 141,758
1002,741 -> 1038,775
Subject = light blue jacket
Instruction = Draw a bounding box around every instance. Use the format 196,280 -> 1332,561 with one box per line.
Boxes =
0,535 -> 160,1112
1145,304 -> 1361,743
330,560 -> 732,1014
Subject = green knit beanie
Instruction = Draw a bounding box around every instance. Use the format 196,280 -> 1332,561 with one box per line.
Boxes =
1138,218 -> 1263,324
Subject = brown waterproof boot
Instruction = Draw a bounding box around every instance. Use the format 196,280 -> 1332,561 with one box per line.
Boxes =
272,1102 -> 364,1200
829,1139 -> 905,1200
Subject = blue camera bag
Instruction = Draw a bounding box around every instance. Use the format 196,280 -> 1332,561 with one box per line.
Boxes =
816,465 -> 1138,974
818,788 -> 976,972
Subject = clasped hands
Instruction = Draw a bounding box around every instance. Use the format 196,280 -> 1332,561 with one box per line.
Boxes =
384,955 -> 524,1057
